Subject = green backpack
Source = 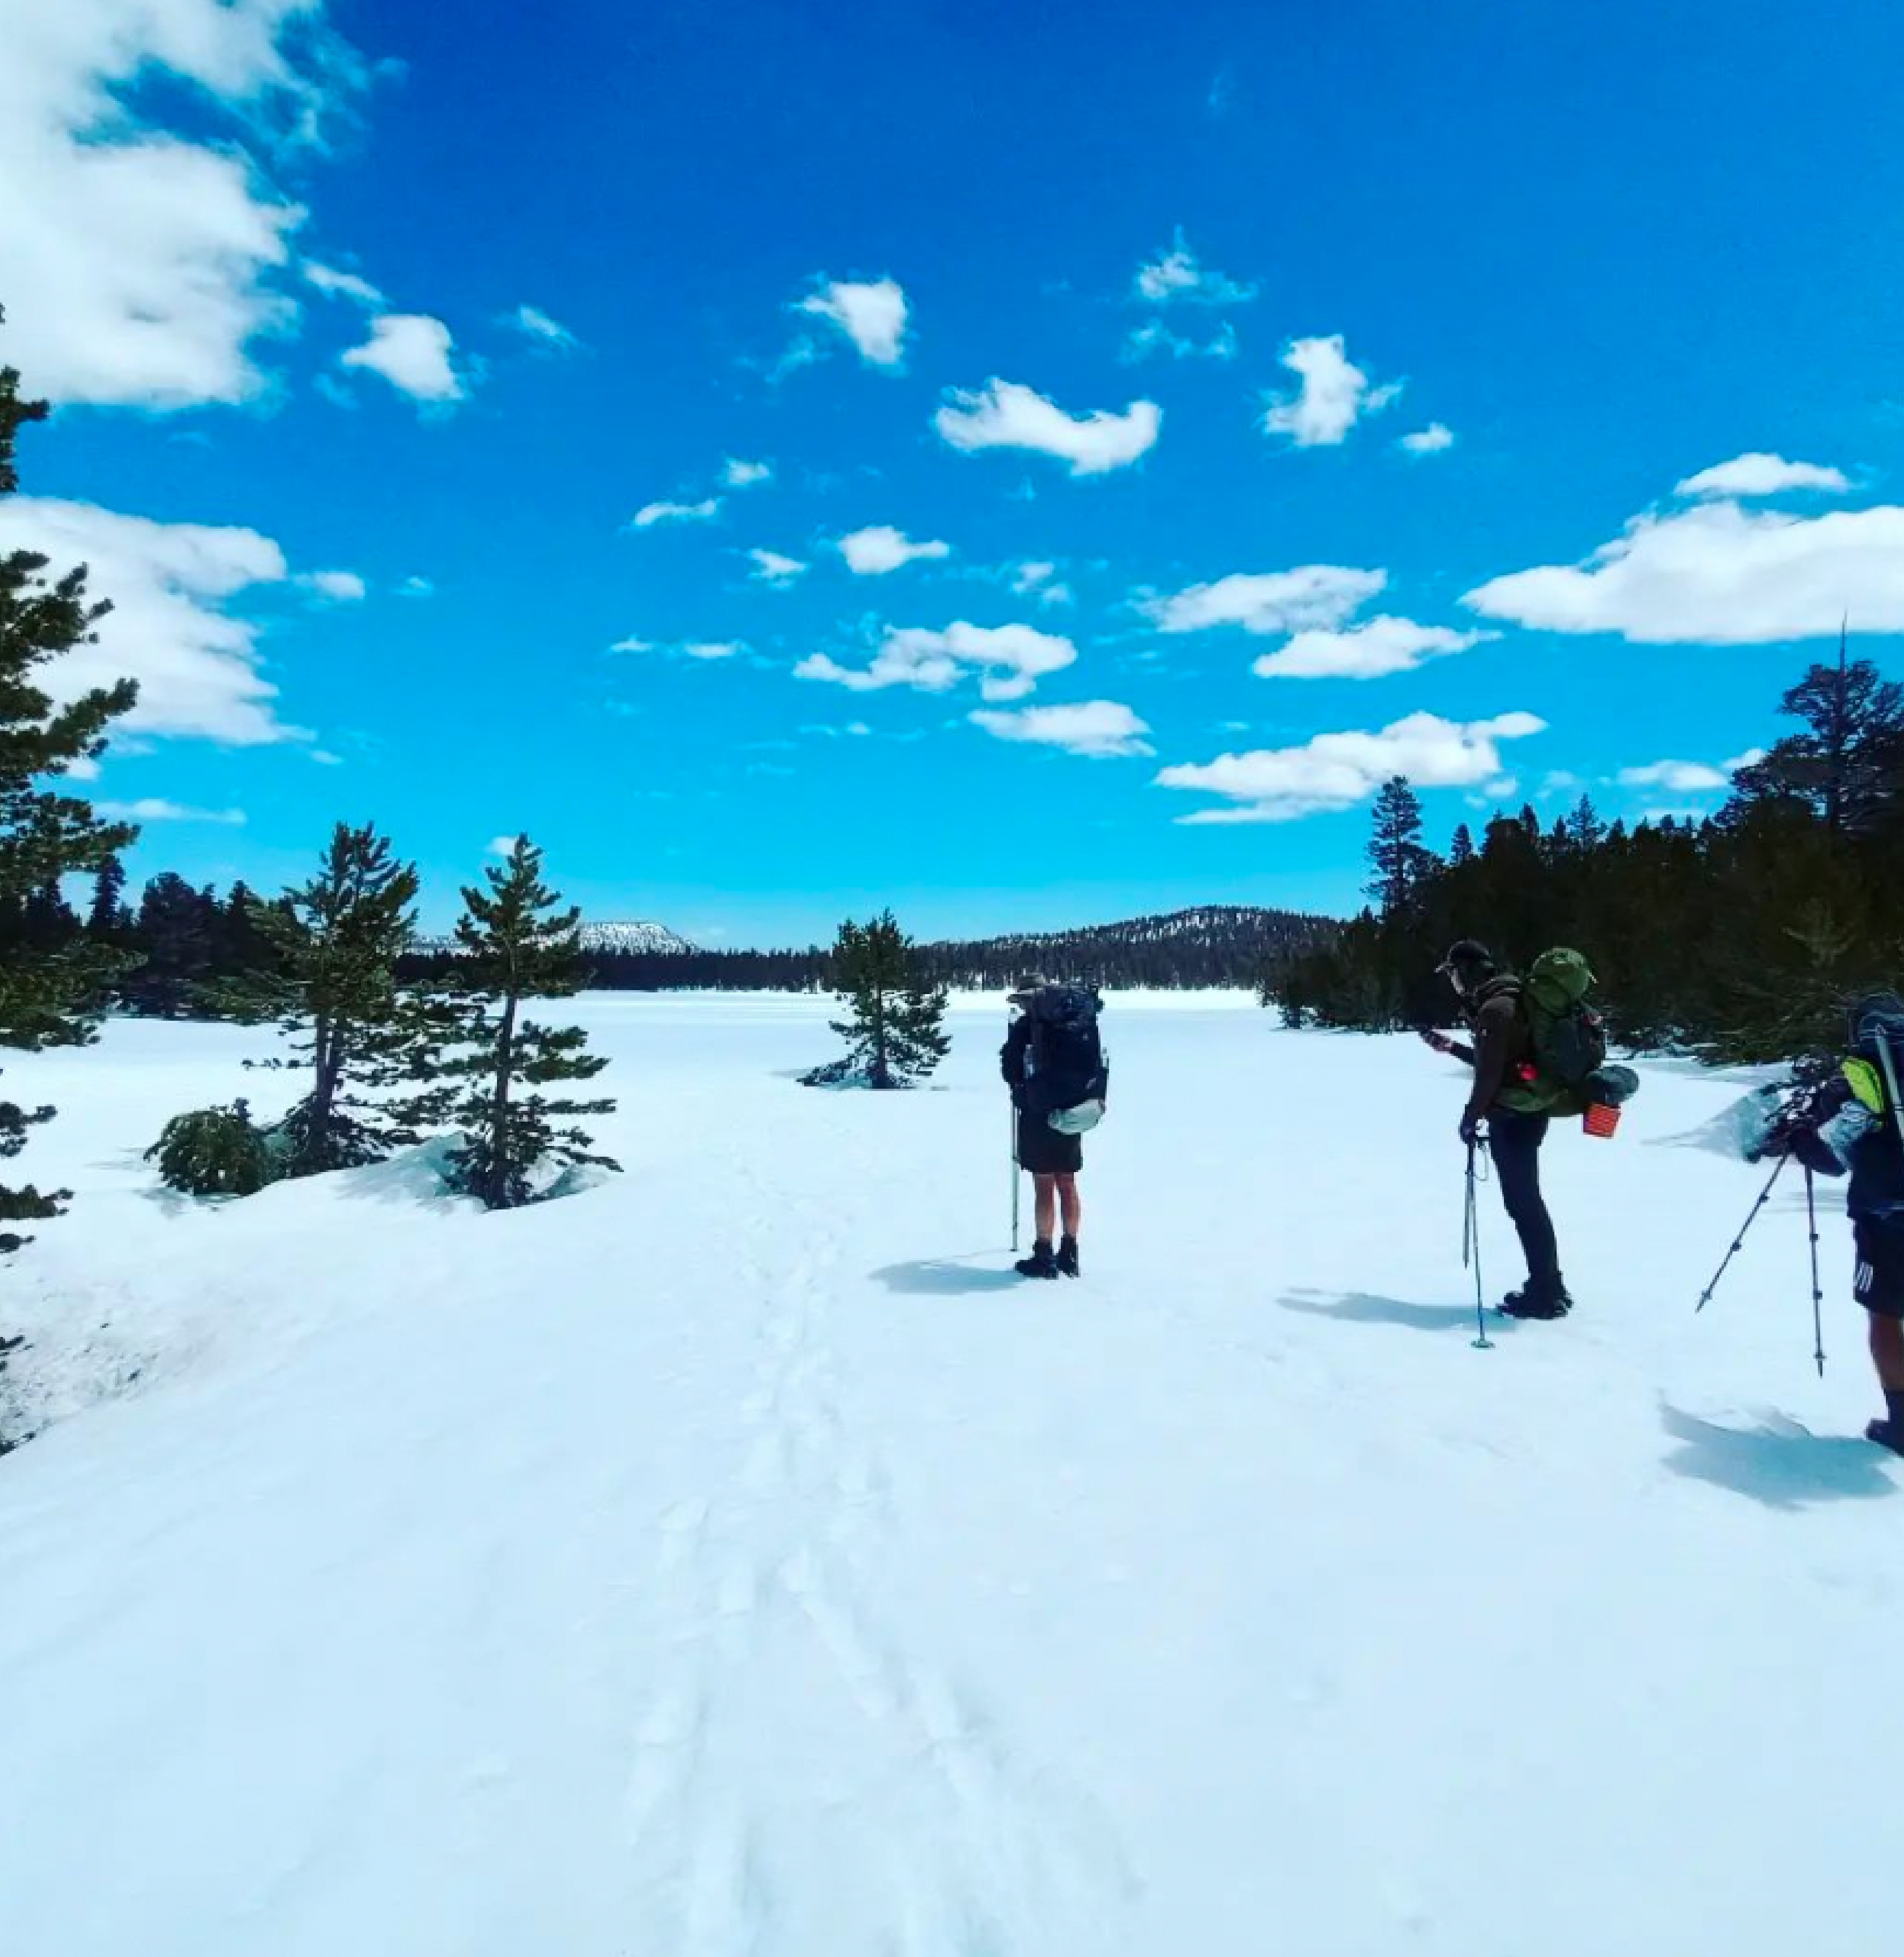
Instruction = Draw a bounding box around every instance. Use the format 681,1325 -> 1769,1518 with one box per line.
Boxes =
1498,948 -> 1609,1117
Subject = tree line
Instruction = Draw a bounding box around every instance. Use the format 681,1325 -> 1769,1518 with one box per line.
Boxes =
87,896 -> 1338,1001
1266,639 -> 1904,1063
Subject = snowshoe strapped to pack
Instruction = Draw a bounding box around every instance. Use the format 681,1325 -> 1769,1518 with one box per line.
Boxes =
1021,984 -> 1110,1127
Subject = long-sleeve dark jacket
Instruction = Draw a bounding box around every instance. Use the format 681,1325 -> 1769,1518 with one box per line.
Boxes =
1000,1016 -> 1031,1103
1464,979 -> 1533,1124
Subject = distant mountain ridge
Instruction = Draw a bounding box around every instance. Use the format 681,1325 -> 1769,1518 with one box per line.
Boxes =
540,903 -> 1337,992
414,920 -> 695,957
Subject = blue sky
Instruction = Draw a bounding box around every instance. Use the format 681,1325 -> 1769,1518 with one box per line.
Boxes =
6,0 -> 1904,943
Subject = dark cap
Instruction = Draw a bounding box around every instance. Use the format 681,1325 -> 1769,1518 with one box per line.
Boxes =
1437,939 -> 1495,979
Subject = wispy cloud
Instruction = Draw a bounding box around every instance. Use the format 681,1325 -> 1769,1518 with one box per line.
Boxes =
1673,452 -> 1850,499
1123,320 -> 1238,366
1251,616 -> 1491,680
504,304 -> 583,354
1133,230 -> 1257,305
1400,422 -> 1456,456
724,458 -> 774,489
341,315 -> 469,405
838,525 -> 953,575
298,569 -> 367,603
1157,712 -> 1547,824
792,275 -> 910,368
749,549 -> 808,587
936,379 -> 1161,476
631,497 -> 723,529
1143,564 -> 1386,636
1262,335 -> 1400,448
97,798 -> 246,826
970,700 -> 1153,759
398,575 -> 435,598
797,622 -> 1077,701
304,262 -> 385,308
612,636 -> 746,663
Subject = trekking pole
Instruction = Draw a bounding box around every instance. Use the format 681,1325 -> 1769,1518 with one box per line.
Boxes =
1695,1153 -> 1789,1312
1805,1164 -> 1826,1377
1464,1137 -> 1493,1351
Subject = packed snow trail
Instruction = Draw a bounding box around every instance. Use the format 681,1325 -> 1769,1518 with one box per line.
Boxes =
1,995 -> 1899,1955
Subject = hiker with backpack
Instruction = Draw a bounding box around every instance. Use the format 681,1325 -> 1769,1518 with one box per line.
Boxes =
1002,977 -> 1108,1280
1758,991 -> 1904,1456
1421,939 -> 1624,1321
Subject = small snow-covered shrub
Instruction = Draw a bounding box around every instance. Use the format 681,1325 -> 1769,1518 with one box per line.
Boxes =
146,1098 -> 282,1198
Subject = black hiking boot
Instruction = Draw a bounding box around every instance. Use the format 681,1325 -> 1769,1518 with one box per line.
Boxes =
1867,1391 -> 1904,1457
1015,1239 -> 1059,1281
1056,1236 -> 1080,1279
1500,1280 -> 1572,1321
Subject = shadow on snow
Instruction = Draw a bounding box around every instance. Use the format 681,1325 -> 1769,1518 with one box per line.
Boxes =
874,1255 -> 1025,1297
1659,1402 -> 1898,1510
1278,1290 -> 1519,1336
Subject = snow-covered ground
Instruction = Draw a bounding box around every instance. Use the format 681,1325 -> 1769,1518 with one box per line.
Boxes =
2,994 -> 1897,1957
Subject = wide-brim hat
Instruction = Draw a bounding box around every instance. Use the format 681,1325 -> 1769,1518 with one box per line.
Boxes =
1008,973 -> 1050,1005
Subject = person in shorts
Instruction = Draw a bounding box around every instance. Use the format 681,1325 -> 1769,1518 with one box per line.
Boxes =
1776,991 -> 1904,1453
1001,976 -> 1084,1280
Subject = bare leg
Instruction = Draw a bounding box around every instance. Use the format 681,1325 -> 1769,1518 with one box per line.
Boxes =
1056,1173 -> 1081,1241
1034,1174 -> 1058,1245
1869,1313 -> 1904,1392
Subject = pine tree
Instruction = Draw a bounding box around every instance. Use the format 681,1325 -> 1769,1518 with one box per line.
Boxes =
811,910 -> 950,1089
88,854 -> 126,939
1449,823 -> 1476,866
0,310 -> 140,1248
220,822 -> 436,1176
1728,631 -> 1904,836
1567,793 -> 1607,851
124,872 -> 216,1017
1365,776 -> 1429,919
434,836 -> 618,1210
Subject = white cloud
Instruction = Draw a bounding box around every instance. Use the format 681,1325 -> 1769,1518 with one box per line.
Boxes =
724,458 -> 774,489
1122,320 -> 1239,365
749,549 -> 808,587
796,277 -> 909,367
398,575 -> 435,598
340,315 -> 466,404
936,379 -> 1161,476
96,798 -> 245,826
1262,336 -> 1401,448
970,700 -> 1154,759
610,635 -> 744,663
299,569 -> 366,602
504,304 -> 581,353
1133,231 -> 1257,305
1616,760 -> 1731,793
1400,422 -> 1456,456
1724,746 -> 1768,772
1143,564 -> 1387,636
304,261 -> 384,308
1156,711 -> 1546,824
1251,615 -> 1491,680
609,636 -> 656,654
0,0 -> 366,410
1464,498 -> 1904,643
1674,453 -> 1850,499
488,834 -> 522,857
1013,561 -> 1075,607
631,498 -> 722,529
838,525 -> 953,575
796,622 -> 1077,701
0,497 -> 305,745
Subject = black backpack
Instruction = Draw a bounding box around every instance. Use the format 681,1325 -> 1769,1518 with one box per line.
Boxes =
1022,985 -> 1109,1118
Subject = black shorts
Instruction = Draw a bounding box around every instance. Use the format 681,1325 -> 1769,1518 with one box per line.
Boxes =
1853,1217 -> 1904,1319
1017,1108 -> 1083,1178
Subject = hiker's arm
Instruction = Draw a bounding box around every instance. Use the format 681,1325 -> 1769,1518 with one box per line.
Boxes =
1465,998 -> 1515,1122
1418,1028 -> 1476,1065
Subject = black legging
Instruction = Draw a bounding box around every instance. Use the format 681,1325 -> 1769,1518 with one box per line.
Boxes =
1489,1108 -> 1561,1290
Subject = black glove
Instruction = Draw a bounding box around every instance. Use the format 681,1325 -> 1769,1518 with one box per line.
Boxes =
1418,1028 -> 1459,1057
1459,1111 -> 1482,1147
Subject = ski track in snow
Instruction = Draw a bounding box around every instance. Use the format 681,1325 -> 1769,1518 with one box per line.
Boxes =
620,1155 -> 1133,1954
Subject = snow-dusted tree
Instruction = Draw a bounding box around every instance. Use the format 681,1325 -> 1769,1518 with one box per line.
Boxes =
808,910 -> 949,1089
434,836 -> 618,1211
220,822 -> 439,1177
0,311 -> 140,1249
